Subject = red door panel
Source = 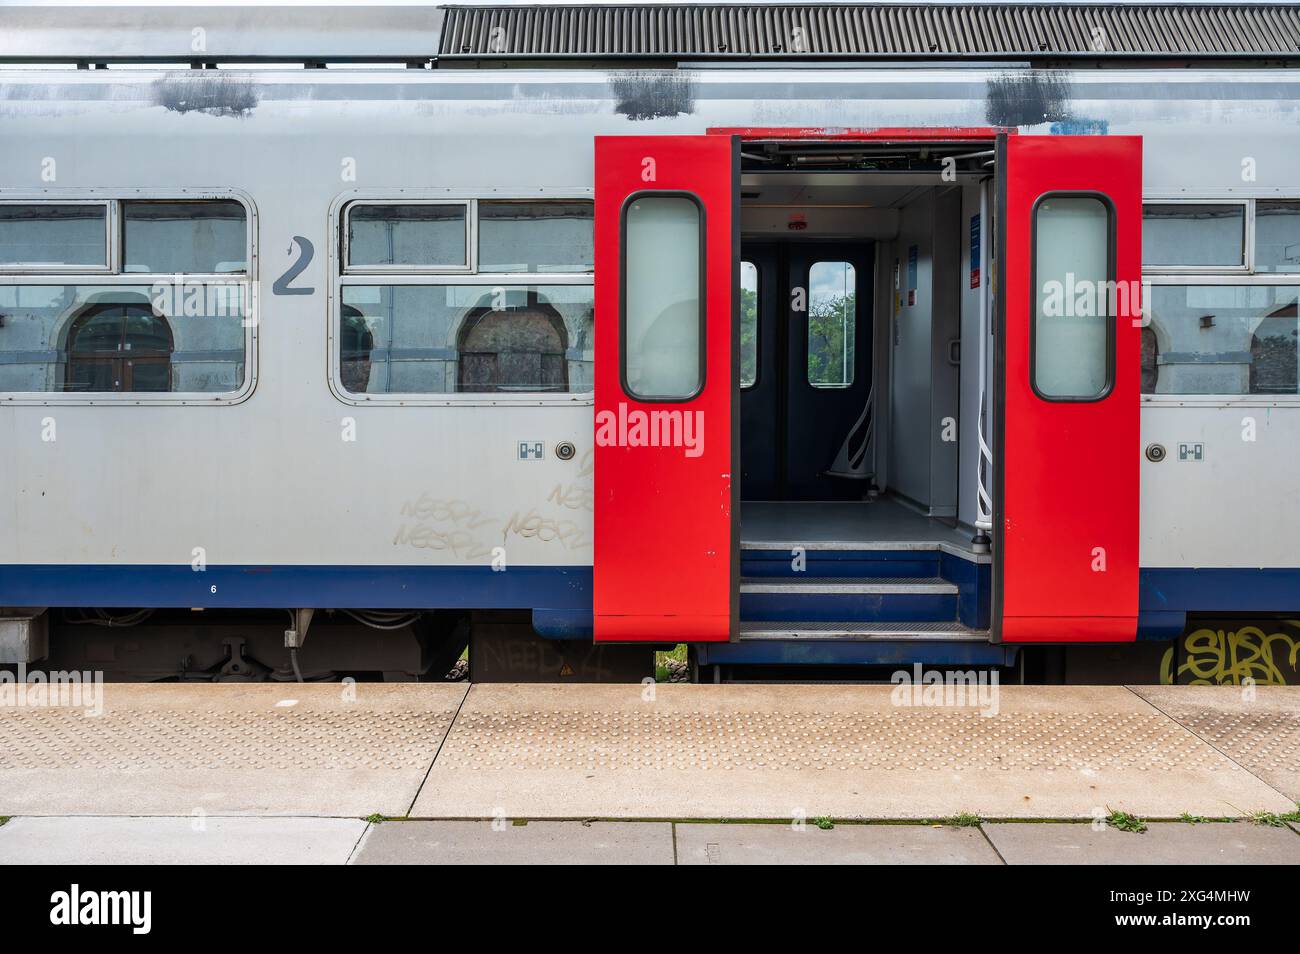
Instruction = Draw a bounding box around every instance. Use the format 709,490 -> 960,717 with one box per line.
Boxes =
593,135 -> 738,643
997,135 -> 1142,643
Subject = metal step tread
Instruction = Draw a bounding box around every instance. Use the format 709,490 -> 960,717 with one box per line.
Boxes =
740,575 -> 957,595
739,620 -> 988,642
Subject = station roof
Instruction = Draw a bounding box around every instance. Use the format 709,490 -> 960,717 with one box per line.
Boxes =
439,4 -> 1300,62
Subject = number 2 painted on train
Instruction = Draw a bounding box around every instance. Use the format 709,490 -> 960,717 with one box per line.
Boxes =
273,236 -> 315,295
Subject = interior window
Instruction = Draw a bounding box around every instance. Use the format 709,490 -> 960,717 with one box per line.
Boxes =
1142,203 -> 1245,269
740,260 -> 758,388
807,260 -> 855,388
478,201 -> 594,273
1254,201 -> 1300,273
348,203 -> 468,268
621,194 -> 702,401
1034,195 -> 1112,400
0,203 -> 107,268
122,200 -> 247,274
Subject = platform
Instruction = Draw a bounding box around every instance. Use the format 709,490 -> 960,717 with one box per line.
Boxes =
0,683 -> 1295,822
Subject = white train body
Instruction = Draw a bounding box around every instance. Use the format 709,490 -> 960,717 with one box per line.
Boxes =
2,3 -> 1298,678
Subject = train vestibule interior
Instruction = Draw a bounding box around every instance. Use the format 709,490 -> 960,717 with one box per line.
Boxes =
737,140 -> 995,551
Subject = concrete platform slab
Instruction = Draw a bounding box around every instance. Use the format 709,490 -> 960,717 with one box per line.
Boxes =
350,820 -> 673,865
0,816 -> 367,864
411,684 -> 1295,820
676,823 -> 1001,865
984,821 -> 1300,865
0,683 -> 467,816
1131,686 -> 1300,802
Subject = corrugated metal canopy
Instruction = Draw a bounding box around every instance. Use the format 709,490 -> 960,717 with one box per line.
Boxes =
438,4 -> 1300,60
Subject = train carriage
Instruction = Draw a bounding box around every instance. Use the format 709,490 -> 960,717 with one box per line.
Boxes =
2,2 -> 1299,684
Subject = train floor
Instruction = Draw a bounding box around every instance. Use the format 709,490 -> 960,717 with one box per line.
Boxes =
740,496 -> 980,555
1,683 -> 1297,864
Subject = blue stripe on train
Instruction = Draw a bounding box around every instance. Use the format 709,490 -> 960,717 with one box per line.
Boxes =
0,563 -> 593,610
0,564 -> 1297,624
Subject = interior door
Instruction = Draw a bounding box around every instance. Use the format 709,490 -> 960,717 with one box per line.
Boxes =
785,243 -> 874,500
593,134 -> 739,643
739,244 -> 780,498
994,134 -> 1142,643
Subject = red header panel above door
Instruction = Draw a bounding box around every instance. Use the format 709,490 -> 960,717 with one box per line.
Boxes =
998,135 -> 1142,643
593,135 -> 738,643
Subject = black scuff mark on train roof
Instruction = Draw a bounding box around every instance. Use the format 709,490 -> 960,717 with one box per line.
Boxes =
608,71 -> 697,121
151,74 -> 260,118
984,71 -> 1073,128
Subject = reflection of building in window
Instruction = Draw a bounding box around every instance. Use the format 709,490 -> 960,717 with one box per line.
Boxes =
1250,301 -> 1299,394
65,302 -> 173,392
339,304 -> 374,393
457,292 -> 569,392
1140,325 -> 1159,393
1145,286 -> 1300,395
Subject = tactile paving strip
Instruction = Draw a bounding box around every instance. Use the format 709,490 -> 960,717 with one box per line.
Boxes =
0,707 -> 444,772
434,709 -> 1225,773
1132,687 -> 1300,800
414,685 -> 1298,819
0,684 -> 468,816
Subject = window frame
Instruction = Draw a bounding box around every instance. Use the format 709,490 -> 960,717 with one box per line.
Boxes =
739,259 -> 759,391
806,258 -> 858,391
342,199 -> 473,275
1028,190 -> 1117,404
328,188 -> 596,407
476,198 -> 596,276
1250,198 -> 1300,275
0,199 -> 114,274
0,188 -> 258,407
1141,198 -> 1250,275
1142,191 -> 1300,407
617,189 -> 706,405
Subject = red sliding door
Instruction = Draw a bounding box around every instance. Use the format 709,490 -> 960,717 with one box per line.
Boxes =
996,134 -> 1143,643
592,135 -> 739,643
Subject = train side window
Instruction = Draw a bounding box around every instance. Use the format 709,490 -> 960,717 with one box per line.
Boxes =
1142,203 -> 1245,270
1254,201 -> 1300,273
0,203 -> 109,269
620,193 -> 703,402
336,284 -> 592,396
0,284 -> 247,395
122,200 -> 247,274
1144,285 -> 1298,395
1032,194 -> 1114,401
740,260 -> 758,388
0,195 -> 253,399
346,203 -> 468,269
478,201 -> 593,273
807,260 -> 855,388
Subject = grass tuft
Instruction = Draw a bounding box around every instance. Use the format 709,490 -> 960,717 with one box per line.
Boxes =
812,815 -> 834,831
1247,806 -> 1300,828
1105,808 -> 1147,833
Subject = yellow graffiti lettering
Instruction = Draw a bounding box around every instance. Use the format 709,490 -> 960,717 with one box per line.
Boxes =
1161,623 -> 1300,685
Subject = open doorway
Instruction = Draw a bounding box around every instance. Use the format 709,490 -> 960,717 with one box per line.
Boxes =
737,136 -> 995,555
